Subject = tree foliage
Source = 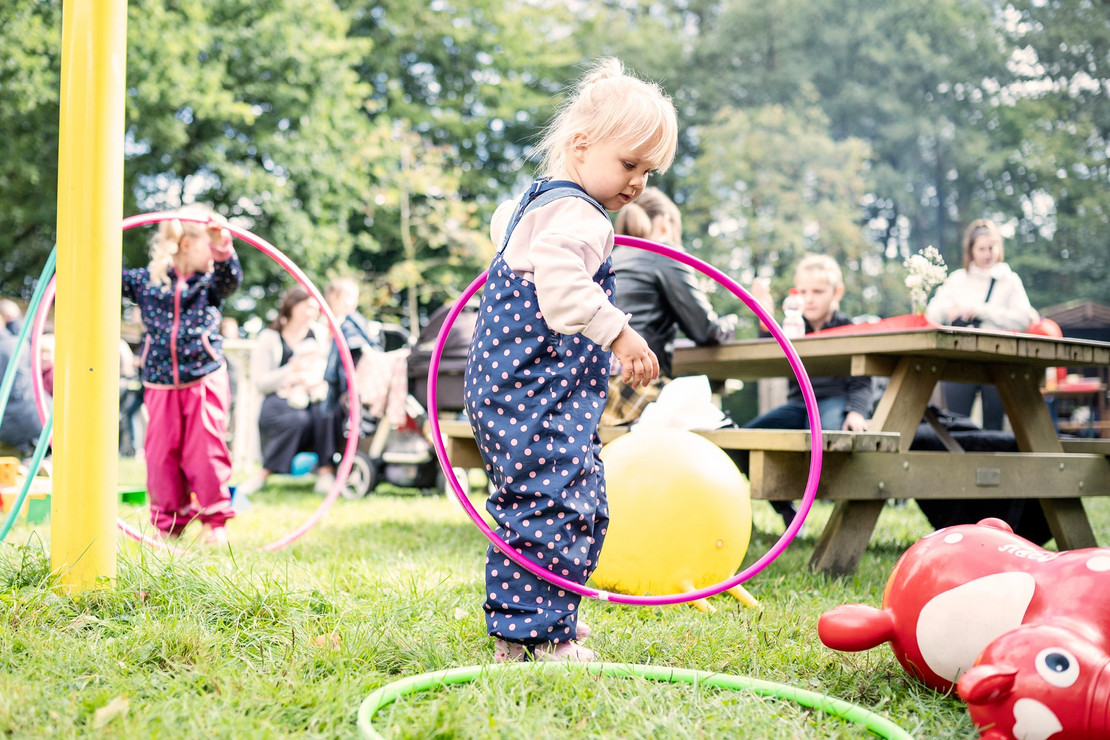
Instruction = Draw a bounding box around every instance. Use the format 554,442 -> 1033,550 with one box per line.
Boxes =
0,1 -> 62,294
686,105 -> 874,321
1,0 -> 1107,323
123,0 -> 375,314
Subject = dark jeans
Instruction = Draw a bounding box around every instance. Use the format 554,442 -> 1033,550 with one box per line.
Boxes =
942,382 -> 1004,431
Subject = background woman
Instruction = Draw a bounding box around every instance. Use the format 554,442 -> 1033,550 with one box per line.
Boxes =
926,219 -> 1038,429
238,286 -> 340,497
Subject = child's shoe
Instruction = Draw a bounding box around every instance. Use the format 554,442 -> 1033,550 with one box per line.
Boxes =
493,638 -> 595,663
532,640 -> 595,662
201,525 -> 228,547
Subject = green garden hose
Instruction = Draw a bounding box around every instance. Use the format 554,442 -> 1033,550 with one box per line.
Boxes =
356,662 -> 915,740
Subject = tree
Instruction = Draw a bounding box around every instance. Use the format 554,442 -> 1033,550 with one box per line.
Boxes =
123,0 -> 376,316
588,0 -> 1019,316
0,1 -> 62,299
685,105 -> 876,323
352,121 -> 493,328
986,0 -> 1110,308
340,0 -> 582,199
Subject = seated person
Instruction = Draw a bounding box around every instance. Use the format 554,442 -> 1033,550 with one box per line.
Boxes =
237,286 -> 340,497
925,219 -> 1038,430
742,254 -> 872,528
0,324 -> 44,457
909,407 -> 1050,545
602,188 -> 736,425
320,276 -> 381,419
118,337 -> 143,457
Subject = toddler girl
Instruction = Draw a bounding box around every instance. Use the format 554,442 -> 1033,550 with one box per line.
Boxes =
464,58 -> 678,662
122,205 -> 242,545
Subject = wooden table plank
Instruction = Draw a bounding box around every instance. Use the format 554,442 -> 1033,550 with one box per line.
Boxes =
440,419 -> 901,457
674,327 -> 1110,381
751,450 -> 1110,501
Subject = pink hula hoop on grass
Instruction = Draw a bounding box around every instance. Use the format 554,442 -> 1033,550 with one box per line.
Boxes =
30,212 -> 361,553
427,234 -> 824,606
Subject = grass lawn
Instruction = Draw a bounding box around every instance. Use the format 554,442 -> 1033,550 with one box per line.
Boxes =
2,459 -> 1105,738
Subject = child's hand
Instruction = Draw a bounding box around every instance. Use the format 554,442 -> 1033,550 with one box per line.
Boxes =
206,216 -> 234,260
611,327 -> 659,388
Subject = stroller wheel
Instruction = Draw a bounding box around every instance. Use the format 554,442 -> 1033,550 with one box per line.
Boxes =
342,451 -> 378,499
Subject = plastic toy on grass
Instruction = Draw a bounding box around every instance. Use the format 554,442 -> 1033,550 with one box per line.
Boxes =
818,517 -> 1110,739
958,623 -> 1110,740
590,428 -> 756,612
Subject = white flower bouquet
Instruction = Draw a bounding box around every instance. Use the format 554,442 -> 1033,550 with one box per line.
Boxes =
903,246 -> 947,314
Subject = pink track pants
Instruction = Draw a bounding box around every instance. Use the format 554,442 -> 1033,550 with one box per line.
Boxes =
143,367 -> 234,536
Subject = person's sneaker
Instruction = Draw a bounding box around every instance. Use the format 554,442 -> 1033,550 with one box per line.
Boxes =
236,473 -> 267,498
201,525 -> 228,547
493,638 -> 595,663
313,472 -> 336,495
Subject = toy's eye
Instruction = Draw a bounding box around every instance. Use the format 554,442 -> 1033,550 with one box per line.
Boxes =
1036,647 -> 1079,688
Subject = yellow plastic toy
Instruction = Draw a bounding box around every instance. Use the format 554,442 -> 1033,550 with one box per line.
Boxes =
591,428 -> 758,612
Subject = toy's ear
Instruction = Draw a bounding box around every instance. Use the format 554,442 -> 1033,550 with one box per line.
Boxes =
976,517 -> 1014,533
818,604 -> 895,652
957,664 -> 1017,705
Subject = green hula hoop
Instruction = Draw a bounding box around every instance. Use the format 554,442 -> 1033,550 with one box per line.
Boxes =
357,662 -> 915,740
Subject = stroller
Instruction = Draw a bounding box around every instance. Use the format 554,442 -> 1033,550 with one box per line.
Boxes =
340,302 -> 479,499
340,311 -> 475,499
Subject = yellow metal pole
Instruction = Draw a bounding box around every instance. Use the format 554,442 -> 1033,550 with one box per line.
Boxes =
53,0 -> 128,591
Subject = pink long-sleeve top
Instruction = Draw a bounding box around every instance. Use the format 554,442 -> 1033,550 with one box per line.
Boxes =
490,197 -> 630,350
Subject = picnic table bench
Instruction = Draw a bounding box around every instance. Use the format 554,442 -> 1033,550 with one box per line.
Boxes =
439,419 -> 1110,505
439,418 -> 904,507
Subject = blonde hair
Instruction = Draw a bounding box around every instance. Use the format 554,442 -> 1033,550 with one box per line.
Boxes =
536,58 -> 678,178
147,204 -> 218,288
795,254 -> 843,292
961,218 -> 1003,270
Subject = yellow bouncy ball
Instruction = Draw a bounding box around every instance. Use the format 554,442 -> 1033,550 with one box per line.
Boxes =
591,428 -> 758,612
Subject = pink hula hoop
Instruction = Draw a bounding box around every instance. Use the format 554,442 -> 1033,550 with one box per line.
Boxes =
30,212 -> 361,553
427,234 -> 823,606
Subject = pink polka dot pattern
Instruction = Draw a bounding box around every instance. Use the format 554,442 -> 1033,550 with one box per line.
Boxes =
464,199 -> 613,647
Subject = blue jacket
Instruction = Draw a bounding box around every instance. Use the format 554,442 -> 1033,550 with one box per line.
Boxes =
122,257 -> 242,387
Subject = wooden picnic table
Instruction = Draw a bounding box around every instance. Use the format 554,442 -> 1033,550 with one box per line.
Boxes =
673,323 -> 1110,575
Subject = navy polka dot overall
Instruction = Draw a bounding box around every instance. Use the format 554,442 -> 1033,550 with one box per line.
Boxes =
465,179 -> 614,645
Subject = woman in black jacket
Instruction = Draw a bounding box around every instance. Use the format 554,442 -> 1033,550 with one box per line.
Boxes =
602,188 -> 736,425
